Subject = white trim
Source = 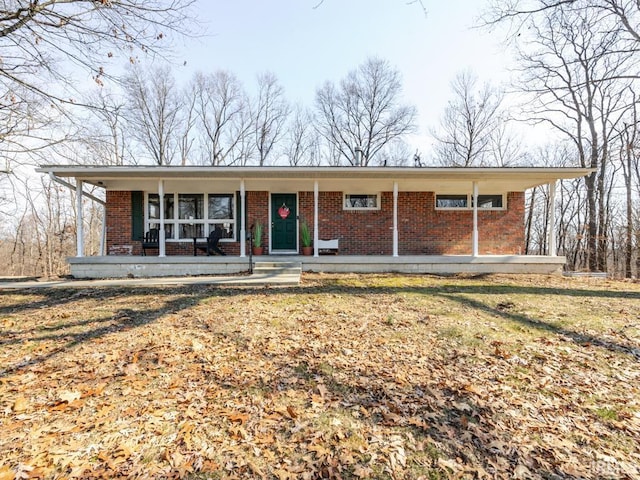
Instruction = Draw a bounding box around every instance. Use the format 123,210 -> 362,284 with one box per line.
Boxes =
158,180 -> 166,257
393,182 -> 398,257
314,181 -> 319,258
76,180 -> 84,257
240,180 -> 246,257
472,182 -> 479,257
343,193 -> 381,210
100,204 -> 107,256
548,182 -> 557,256
38,165 -> 594,182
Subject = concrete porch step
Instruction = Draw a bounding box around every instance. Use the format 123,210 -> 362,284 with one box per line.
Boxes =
253,262 -> 302,275
250,261 -> 302,285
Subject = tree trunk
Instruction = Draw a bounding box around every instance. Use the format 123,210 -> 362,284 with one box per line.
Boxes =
625,149 -> 633,278
585,172 -> 598,272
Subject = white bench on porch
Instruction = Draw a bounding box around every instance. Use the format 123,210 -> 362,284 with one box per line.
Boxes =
317,238 -> 339,255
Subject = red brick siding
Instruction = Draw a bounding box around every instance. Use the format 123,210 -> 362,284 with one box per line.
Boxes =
247,191 -> 270,251
106,189 -> 524,256
106,191 -> 135,255
398,191 -> 524,255
298,192 -> 315,254
299,192 -> 393,255
480,191 -> 524,254
300,191 -> 524,255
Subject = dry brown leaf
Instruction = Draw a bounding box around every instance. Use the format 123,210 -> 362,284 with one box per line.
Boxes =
58,390 -> 81,403
12,397 -> 28,413
308,444 -> 331,458
0,465 -> 15,480
286,405 -> 298,419
353,465 -> 372,478
317,383 -> 328,399
513,464 -> 533,479
226,412 -> 249,425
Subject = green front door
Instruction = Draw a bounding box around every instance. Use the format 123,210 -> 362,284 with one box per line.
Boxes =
271,193 -> 297,251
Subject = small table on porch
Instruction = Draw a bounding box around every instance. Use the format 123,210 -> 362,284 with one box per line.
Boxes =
192,237 -> 207,256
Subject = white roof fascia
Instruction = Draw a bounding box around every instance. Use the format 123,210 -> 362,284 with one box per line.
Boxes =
37,165 -> 594,192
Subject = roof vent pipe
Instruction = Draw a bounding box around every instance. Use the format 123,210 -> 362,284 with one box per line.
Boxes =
355,145 -> 363,166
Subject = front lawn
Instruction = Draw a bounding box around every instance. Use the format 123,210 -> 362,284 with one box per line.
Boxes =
1,274 -> 639,479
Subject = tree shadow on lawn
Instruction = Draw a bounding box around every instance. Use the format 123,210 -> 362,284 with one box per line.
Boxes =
434,282 -> 640,300
285,280 -> 640,362
0,286 -> 214,378
433,291 -> 640,361
298,276 -> 640,300
0,287 -> 139,315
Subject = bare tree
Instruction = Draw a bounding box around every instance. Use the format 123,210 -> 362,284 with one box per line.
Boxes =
0,0 -> 197,275
1,175 -> 74,277
124,64 -> 181,165
178,85 -> 198,166
617,100 -> 639,277
0,0 -> 197,108
509,5 -> 635,271
489,121 -> 527,166
315,57 -> 417,166
484,0 -> 640,49
192,71 -> 253,166
253,72 -> 290,165
80,88 -> 131,166
285,104 -> 319,166
0,85 -> 72,166
431,71 -> 506,166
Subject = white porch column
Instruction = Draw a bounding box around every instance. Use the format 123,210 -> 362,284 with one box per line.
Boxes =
393,181 -> 399,257
240,180 -> 246,257
313,181 -> 319,257
548,181 -> 557,256
158,179 -> 166,257
472,181 -> 479,257
76,180 -> 84,257
100,204 -> 107,256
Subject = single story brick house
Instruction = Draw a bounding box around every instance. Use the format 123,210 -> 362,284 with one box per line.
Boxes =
38,165 -> 591,277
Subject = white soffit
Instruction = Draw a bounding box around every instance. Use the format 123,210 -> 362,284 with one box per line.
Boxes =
37,166 -> 593,193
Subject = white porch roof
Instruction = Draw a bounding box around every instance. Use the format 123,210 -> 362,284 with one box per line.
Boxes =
37,165 -> 592,193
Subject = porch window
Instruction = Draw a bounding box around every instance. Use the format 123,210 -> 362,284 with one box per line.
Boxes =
343,193 -> 380,210
178,194 -> 205,239
146,193 -> 235,241
148,193 -> 175,239
207,194 -> 234,240
474,195 -> 503,209
436,194 -> 468,209
209,194 -> 233,219
436,193 -> 505,210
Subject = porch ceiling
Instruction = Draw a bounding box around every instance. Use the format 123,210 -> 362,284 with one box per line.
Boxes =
37,165 -> 593,193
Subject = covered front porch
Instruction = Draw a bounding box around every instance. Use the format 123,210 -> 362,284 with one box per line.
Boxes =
36,165 -> 593,278
66,254 -> 567,278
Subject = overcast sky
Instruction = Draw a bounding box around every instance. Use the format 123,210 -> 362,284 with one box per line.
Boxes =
154,0 -> 519,156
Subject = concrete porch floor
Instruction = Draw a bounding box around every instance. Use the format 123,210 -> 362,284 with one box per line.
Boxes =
66,254 -> 567,278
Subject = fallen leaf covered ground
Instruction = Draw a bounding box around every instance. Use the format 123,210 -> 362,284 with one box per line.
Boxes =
0,273 -> 639,479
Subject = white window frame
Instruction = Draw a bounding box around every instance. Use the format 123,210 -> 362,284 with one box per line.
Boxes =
343,193 -> 381,211
145,192 -> 237,242
435,193 -> 506,211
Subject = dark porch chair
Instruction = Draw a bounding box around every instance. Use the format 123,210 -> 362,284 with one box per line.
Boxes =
196,226 -> 226,256
142,228 -> 159,256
